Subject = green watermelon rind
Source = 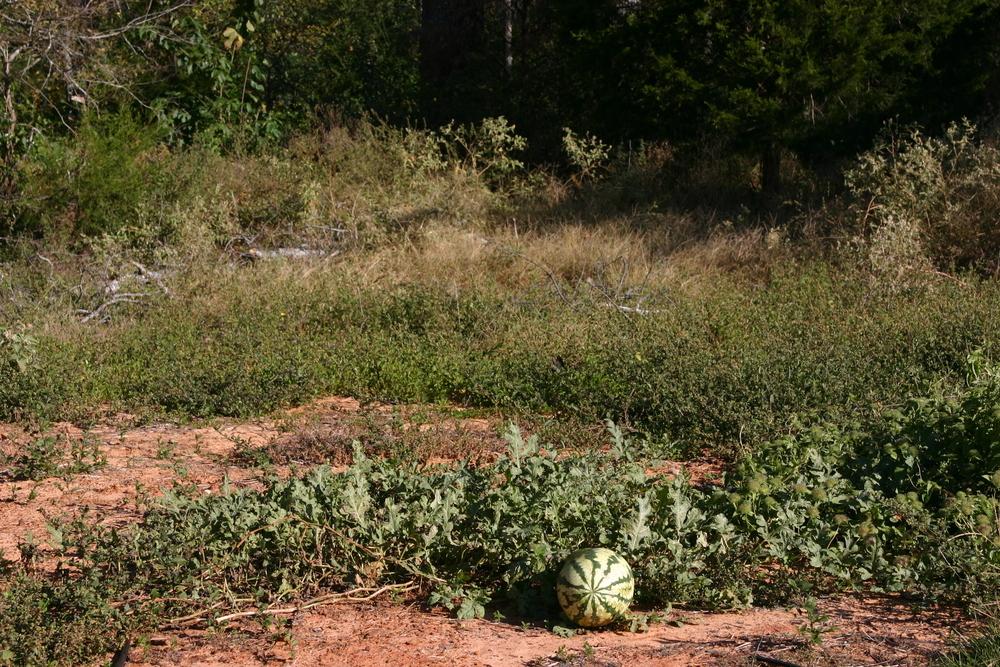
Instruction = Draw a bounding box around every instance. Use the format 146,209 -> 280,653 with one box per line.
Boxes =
555,547 -> 634,628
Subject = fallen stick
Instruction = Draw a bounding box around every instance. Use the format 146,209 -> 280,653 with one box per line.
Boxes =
162,581 -> 418,628
77,292 -> 150,323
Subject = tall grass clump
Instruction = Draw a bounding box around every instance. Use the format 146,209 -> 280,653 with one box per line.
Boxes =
937,629 -> 1000,666
9,114 -> 513,260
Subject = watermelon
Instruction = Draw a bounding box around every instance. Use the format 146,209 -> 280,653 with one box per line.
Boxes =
556,547 -> 634,627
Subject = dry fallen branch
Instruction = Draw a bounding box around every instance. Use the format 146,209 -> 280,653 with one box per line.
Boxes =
502,245 -> 575,308
77,291 -> 151,323
601,302 -> 659,316
131,261 -> 171,295
583,257 -> 659,319
162,581 -> 419,629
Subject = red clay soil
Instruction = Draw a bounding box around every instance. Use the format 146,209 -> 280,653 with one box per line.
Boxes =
0,419 -> 276,563
124,596 -> 962,667
0,397 -> 971,666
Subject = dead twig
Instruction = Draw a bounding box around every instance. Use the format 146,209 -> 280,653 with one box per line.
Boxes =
919,268 -> 968,287
77,291 -> 150,323
503,246 -> 575,308
601,302 -> 659,316
131,261 -> 171,296
162,582 -> 418,629
162,601 -> 230,626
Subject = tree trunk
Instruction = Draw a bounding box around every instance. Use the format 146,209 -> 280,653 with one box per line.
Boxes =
1,48 -> 20,208
760,143 -> 781,198
504,0 -> 513,76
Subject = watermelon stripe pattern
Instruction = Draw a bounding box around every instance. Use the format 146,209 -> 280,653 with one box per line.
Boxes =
556,548 -> 634,627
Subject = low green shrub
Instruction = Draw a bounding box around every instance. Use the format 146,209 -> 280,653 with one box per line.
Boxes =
17,112 -> 188,241
744,351 -> 1000,502
0,570 -> 134,667
0,328 -> 38,421
3,266 -> 1000,455
0,434 -> 105,482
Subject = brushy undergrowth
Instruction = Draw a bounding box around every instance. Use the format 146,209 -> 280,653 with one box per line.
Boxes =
2,110 -> 1000,666
2,263 -> 999,454
848,120 -> 1000,279
3,359 -> 1000,664
3,117 -> 999,447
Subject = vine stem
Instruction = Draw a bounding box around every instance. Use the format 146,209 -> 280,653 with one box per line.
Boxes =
162,581 -> 418,628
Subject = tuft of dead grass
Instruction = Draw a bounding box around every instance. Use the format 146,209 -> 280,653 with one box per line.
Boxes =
345,216 -> 789,297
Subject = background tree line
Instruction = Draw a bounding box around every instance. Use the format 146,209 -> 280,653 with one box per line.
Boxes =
2,0 -> 999,199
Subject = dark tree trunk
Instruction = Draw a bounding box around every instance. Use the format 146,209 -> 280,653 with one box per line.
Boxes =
504,0 -> 513,76
420,0 -> 486,122
760,143 -> 781,198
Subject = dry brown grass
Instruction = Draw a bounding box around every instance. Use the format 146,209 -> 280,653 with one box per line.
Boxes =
341,216 -> 787,297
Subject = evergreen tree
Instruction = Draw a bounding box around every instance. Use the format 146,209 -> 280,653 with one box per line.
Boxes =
575,0 -> 995,192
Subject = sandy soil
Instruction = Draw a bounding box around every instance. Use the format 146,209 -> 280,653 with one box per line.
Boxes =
126,596 -> 960,667
0,397 -> 970,666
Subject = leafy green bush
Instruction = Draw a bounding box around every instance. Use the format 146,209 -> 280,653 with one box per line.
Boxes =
562,128 -> 611,182
147,1 -> 282,149
0,328 -> 37,420
734,353 -> 1000,604
0,328 -> 35,376
745,351 -> 1000,502
0,570 -> 136,667
17,112 -> 185,240
437,117 -> 528,184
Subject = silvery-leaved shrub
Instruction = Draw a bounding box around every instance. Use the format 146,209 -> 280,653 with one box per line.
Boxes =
847,120 -> 1000,282
0,328 -> 36,376
438,116 -> 527,185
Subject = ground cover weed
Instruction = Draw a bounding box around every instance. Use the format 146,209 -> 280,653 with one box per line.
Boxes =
0,434 -> 105,482
4,381 -> 1000,665
4,265 -> 1000,459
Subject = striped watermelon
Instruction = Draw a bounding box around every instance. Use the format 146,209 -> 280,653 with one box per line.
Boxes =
556,547 -> 634,627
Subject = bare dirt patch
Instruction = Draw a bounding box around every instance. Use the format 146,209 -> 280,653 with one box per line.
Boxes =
128,596 -> 961,667
0,419 -> 273,563
251,397 -> 506,466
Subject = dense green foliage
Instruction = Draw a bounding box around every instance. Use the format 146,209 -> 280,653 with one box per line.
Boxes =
596,0 -> 991,167
3,3 -> 1000,663
4,367 -> 1000,664
3,0 -> 998,201
3,266 -> 1000,453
